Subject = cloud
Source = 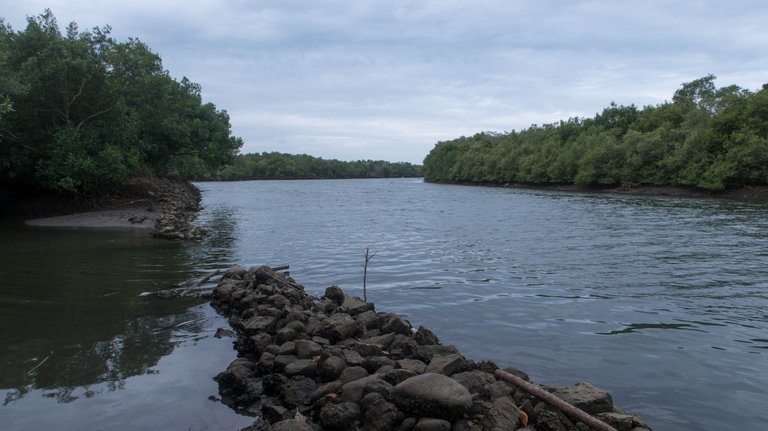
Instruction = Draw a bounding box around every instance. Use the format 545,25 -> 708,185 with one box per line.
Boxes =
4,1 -> 768,163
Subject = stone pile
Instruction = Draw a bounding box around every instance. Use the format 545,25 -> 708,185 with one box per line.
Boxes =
150,178 -> 207,240
211,266 -> 652,431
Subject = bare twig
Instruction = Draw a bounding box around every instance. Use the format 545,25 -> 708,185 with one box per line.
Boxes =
363,248 -> 375,302
26,355 -> 51,375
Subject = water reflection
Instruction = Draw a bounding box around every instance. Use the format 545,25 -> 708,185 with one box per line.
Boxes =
0,227 -> 197,398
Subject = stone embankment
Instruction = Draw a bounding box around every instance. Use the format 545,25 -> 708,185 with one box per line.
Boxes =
211,266 -> 653,431
149,178 -> 207,240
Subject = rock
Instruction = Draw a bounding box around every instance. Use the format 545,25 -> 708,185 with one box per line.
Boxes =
341,375 -> 384,403
341,295 -> 375,315
549,381 -> 613,415
214,359 -> 261,407
413,326 -> 440,345
214,328 -> 235,338
277,341 -> 296,355
397,359 -> 427,374
389,334 -> 419,358
339,366 -> 370,384
361,393 -> 404,431
363,355 -> 396,373
596,412 -> 637,431
340,348 -> 365,366
451,370 -> 496,399
284,359 -> 317,377
224,266 -> 247,280
354,342 -> 385,357
415,417 -> 451,431
413,345 -> 459,363
308,381 -> 343,403
262,373 -> 288,396
244,315 -> 277,335
320,401 -> 361,430
261,402 -> 291,424
380,313 -> 412,335
355,310 -> 379,329
361,333 -> 395,350
282,377 -> 317,407
271,419 -> 313,431
319,356 -> 346,381
392,373 -> 472,420
315,313 -> 358,342
425,354 -> 467,376
273,354 -> 297,371
324,285 -> 346,305
382,368 -> 417,386
470,397 -> 522,430
249,333 -> 273,354
294,339 -> 323,359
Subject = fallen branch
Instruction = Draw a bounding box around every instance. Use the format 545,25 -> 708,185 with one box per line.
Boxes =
26,355 -> 50,375
494,369 -> 619,431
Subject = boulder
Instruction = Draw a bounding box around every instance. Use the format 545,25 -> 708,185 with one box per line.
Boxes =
397,359 -> 427,374
324,285 -> 346,305
319,356 -> 346,381
315,313 -> 357,342
320,401 -> 361,430
361,393 -> 404,431
341,375 -> 385,403
425,354 -> 467,376
471,397 -> 522,430
282,377 -> 317,407
284,359 -> 317,377
413,326 -> 440,345
341,295 -> 375,315
414,417 -> 451,431
380,313 -> 412,335
451,370 -> 496,399
294,339 -> 323,359
392,373 -> 472,420
339,366 -> 370,383
549,381 -> 613,415
271,419 -> 313,431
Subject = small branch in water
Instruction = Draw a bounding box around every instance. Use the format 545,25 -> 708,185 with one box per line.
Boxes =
363,248 -> 375,302
26,354 -> 51,375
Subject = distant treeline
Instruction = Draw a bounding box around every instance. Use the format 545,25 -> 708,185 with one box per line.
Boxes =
208,152 -> 422,181
0,11 -> 241,194
423,75 -> 768,190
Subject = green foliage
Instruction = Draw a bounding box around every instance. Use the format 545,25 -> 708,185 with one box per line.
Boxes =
211,152 -> 422,181
0,10 -> 241,193
423,76 -> 767,190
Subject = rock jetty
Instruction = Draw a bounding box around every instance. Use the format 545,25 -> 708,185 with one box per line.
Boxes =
149,178 -> 207,240
211,265 -> 653,431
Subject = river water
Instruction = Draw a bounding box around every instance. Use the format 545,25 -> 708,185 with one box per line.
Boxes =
2,178 -> 767,430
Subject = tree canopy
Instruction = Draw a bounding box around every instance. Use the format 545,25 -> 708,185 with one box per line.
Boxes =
210,152 -> 422,181
0,10 -> 242,193
423,75 -> 768,190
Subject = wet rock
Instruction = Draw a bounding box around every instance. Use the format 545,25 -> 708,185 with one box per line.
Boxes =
415,417 -> 451,431
549,381 -> 613,415
262,373 -> 288,396
392,373 -> 472,420
249,333 -> 273,355
261,403 -> 291,424
315,313 -> 357,342
425,354 -> 467,376
596,412 -> 641,431
244,315 -> 277,335
215,328 -> 235,338
215,359 -> 261,407
224,266 -> 247,280
320,401 -> 361,429
413,345 -> 460,363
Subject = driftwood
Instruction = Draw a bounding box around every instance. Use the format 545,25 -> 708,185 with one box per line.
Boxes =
139,269 -> 222,298
494,369 -> 619,431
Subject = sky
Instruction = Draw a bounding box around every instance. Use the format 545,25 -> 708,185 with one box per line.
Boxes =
3,1 -> 768,164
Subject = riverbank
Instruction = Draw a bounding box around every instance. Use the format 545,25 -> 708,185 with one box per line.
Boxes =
211,265 -> 652,431
19,177 -> 206,239
429,180 -> 768,201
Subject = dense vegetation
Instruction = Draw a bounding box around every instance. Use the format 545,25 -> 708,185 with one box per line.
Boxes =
423,76 -> 768,190
0,10 -> 242,194
211,152 -> 422,180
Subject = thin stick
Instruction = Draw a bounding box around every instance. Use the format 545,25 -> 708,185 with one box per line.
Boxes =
26,355 -> 50,375
494,370 -> 619,431
363,248 -> 375,302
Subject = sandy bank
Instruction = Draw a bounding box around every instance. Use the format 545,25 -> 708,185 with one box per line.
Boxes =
25,204 -> 158,229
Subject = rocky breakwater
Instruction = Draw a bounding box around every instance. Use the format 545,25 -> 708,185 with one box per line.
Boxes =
150,178 -> 207,240
211,266 -> 653,431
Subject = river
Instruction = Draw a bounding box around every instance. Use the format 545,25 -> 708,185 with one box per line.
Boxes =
2,178 -> 767,430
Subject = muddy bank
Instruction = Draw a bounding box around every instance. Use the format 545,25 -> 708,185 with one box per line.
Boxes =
211,266 -> 652,431
22,177 -> 205,240
431,180 -> 768,201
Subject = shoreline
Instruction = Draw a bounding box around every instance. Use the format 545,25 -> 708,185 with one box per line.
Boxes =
21,177 -> 206,240
428,180 -> 768,201
211,266 -> 652,431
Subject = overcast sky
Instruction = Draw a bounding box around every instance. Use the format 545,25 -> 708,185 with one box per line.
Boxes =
4,1 -> 768,163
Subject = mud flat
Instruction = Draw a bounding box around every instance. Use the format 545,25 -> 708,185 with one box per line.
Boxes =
211,266 -> 653,431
